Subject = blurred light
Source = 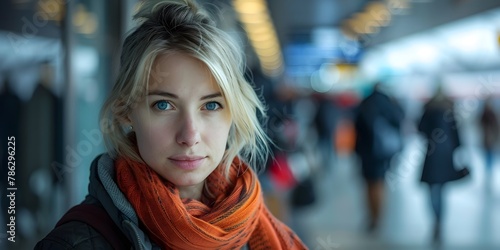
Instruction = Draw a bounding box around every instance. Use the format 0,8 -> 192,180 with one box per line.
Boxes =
233,0 -> 266,14
341,0 -> 417,39
310,63 -> 354,93
347,17 -> 375,35
255,48 -> 280,58
319,63 -> 340,87
250,37 -> 279,50
72,4 -> 87,27
336,63 -> 358,74
312,28 -> 340,49
247,30 -> 274,42
237,12 -> 270,24
262,56 -> 282,64
447,28 -> 490,56
72,4 -> 98,36
414,43 -> 438,65
261,60 -> 283,70
385,46 -> 412,73
311,70 -> 332,93
232,0 -> 284,77
365,2 -> 391,27
73,46 -> 99,75
244,22 -> 274,34
37,0 -> 64,22
347,18 -> 363,34
354,13 -> 381,34
79,14 -> 98,35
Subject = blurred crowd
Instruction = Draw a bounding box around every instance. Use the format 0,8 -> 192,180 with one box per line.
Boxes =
252,74 -> 500,248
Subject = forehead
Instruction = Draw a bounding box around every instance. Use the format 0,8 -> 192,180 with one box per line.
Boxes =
149,53 -> 218,90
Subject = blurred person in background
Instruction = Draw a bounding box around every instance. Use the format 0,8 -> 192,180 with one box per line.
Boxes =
313,94 -> 339,172
418,84 -> 469,243
479,96 -> 499,193
35,0 -> 307,249
354,82 -> 404,232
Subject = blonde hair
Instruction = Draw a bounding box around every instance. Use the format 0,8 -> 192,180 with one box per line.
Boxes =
100,0 -> 269,175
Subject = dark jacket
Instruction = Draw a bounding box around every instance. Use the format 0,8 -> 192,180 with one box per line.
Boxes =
33,207 -> 116,249
35,154 -> 161,249
354,88 -> 404,180
418,96 -> 463,184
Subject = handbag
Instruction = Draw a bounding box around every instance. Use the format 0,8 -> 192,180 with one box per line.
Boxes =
452,147 -> 471,181
290,176 -> 316,208
372,117 -> 402,159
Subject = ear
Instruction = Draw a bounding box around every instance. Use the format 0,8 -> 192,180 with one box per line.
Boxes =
117,115 -> 134,134
117,113 -> 133,130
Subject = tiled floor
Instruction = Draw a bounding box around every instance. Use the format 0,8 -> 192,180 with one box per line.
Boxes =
290,134 -> 500,250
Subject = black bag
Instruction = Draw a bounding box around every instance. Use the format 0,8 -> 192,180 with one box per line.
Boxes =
290,177 -> 316,208
453,166 -> 471,181
452,148 -> 471,181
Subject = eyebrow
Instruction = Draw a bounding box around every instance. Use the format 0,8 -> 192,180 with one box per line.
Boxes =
148,90 -> 222,100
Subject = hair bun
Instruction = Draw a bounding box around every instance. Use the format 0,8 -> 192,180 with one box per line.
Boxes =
133,0 -> 211,26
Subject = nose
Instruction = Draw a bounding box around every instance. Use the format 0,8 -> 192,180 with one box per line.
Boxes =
175,113 -> 200,147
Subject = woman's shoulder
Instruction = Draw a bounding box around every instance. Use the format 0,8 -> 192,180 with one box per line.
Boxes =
34,220 -> 113,250
35,199 -> 132,250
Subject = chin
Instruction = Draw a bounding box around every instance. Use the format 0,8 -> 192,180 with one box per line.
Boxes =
172,176 -> 206,187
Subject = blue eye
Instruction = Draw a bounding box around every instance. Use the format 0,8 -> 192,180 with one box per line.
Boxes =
204,102 -> 221,111
154,100 -> 172,110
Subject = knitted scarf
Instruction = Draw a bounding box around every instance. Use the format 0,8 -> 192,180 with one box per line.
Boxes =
115,156 -> 307,250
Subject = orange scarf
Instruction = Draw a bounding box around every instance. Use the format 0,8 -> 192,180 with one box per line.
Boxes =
116,156 -> 307,250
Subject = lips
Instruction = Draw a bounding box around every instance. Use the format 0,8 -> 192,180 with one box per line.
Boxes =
168,155 -> 206,170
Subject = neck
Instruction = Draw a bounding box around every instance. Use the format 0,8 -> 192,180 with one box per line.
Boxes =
177,181 -> 205,201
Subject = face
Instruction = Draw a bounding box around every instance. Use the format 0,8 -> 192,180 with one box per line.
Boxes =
128,53 -> 232,191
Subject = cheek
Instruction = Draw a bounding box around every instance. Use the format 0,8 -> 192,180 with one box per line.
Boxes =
208,122 -> 231,151
134,119 -> 173,159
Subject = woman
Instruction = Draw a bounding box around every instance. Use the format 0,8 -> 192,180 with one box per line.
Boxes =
418,85 -> 467,243
35,0 -> 307,249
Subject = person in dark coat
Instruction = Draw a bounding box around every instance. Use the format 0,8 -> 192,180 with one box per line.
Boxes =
418,86 -> 467,243
354,82 -> 404,232
479,97 -> 499,191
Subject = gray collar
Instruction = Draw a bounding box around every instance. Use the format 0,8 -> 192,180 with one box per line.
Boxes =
88,154 -> 159,250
